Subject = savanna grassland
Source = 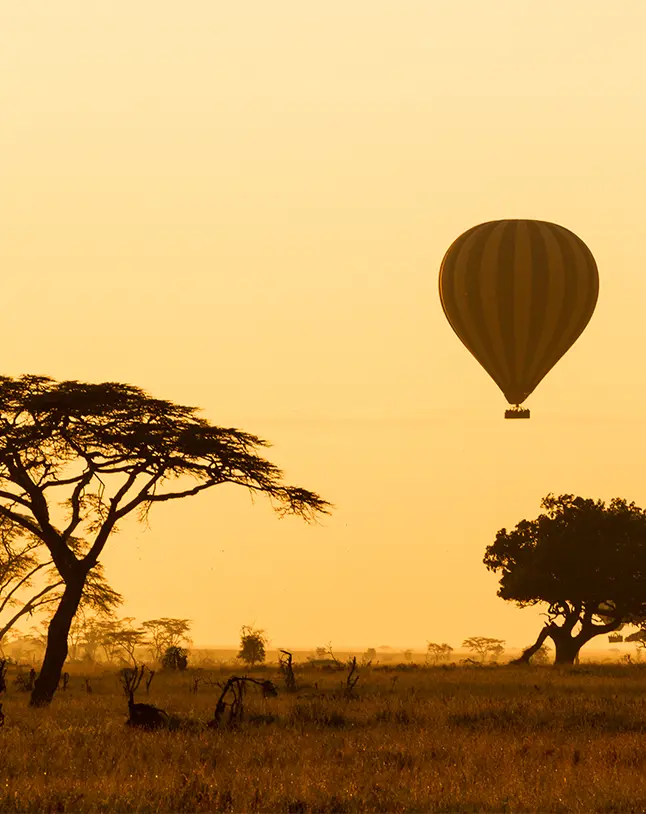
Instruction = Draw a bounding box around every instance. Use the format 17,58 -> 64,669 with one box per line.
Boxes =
3,662 -> 646,813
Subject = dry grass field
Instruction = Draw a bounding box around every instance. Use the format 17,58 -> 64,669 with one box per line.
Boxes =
3,661 -> 646,812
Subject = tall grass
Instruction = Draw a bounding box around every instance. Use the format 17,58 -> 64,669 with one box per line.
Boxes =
2,663 -> 646,812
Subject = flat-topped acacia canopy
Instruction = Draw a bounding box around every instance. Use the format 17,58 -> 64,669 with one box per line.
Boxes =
0,375 -> 331,705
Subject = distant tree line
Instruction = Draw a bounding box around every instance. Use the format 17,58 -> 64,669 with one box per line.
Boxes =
4,375 -> 644,688
1,611 -> 192,669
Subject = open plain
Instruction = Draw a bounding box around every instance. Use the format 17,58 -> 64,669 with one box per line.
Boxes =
3,662 -> 646,813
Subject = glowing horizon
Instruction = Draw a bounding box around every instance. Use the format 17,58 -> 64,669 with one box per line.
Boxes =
2,0 -> 646,653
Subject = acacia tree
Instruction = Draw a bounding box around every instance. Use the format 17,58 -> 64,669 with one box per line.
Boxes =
66,606 -> 125,662
625,629 -> 646,646
484,494 -> 646,665
426,642 -> 453,665
93,615 -> 141,664
462,636 -> 505,663
0,375 -> 330,706
141,618 -> 192,663
103,618 -> 147,666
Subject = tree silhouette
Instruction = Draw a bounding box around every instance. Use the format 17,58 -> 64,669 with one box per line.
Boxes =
0,375 -> 330,705
484,494 -> 646,665
238,625 -> 267,667
462,636 -> 505,663
362,647 -> 377,664
141,618 -> 192,663
100,618 -> 147,666
425,642 -> 453,665
65,608 -> 121,662
624,629 -> 646,645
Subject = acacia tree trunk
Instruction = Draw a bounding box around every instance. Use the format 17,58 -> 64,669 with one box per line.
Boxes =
30,576 -> 85,707
512,627 -> 581,666
552,631 -> 582,665
514,617 -> 622,667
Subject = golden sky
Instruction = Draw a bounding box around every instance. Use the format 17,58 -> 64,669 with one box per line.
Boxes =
2,1 -> 646,651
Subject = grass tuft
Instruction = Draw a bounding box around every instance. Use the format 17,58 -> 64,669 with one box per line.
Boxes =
2,663 -> 646,810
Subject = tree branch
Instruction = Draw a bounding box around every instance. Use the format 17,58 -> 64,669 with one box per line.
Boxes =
0,559 -> 51,615
0,582 -> 62,641
61,466 -> 97,542
129,478 -> 222,508
509,625 -> 553,665
0,505 -> 44,541
0,490 -> 33,511
82,465 -> 158,568
583,617 -> 622,638
562,601 -> 582,634
4,456 -> 62,547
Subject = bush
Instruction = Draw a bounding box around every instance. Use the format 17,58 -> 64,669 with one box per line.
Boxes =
161,646 -> 188,671
238,626 -> 267,667
530,644 -> 552,666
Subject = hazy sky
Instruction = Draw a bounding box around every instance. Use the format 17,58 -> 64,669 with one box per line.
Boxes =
2,1 -> 646,651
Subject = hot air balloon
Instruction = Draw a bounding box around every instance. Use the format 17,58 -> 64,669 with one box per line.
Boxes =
438,220 -> 599,418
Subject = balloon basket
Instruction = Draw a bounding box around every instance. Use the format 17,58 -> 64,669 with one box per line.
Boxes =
505,407 -> 530,419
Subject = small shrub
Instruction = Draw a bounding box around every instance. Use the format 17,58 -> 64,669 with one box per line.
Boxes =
161,646 -> 188,671
530,644 -> 552,666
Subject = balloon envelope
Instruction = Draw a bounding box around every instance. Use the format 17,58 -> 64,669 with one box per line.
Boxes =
438,220 -> 599,408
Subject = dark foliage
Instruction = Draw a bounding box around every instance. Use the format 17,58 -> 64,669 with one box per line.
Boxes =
238,626 -> 267,667
484,494 -> 646,664
625,629 -> 646,643
161,646 -> 188,671
0,375 -> 330,706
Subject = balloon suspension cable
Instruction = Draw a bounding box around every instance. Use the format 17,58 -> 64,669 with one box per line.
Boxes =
504,405 -> 530,419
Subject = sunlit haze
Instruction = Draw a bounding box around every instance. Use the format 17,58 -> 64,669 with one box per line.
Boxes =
2,1 -> 646,651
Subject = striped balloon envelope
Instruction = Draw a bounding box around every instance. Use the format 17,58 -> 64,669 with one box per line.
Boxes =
438,220 -> 599,418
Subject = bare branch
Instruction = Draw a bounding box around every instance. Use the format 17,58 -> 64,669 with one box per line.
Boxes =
0,584 -> 62,641
0,559 -> 51,615
0,506 -> 44,541
0,490 -> 33,511
61,466 -> 97,541
4,456 -> 55,533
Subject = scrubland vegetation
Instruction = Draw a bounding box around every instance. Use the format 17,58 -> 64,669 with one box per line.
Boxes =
4,659 -> 646,813
3,380 -> 646,812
